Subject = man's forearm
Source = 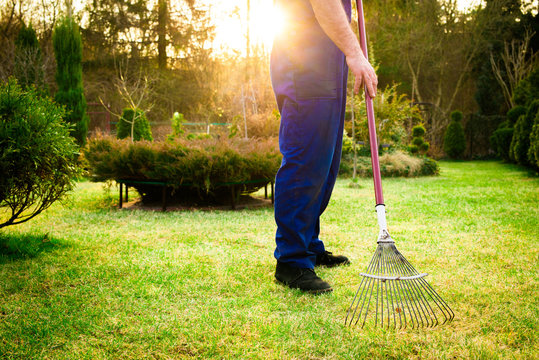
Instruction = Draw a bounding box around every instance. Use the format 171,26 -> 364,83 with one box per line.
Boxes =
308,0 -> 377,96
308,0 -> 363,59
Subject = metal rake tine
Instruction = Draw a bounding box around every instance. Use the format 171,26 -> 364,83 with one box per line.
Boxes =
392,250 -> 423,328
348,245 -> 381,327
387,246 -> 417,329
396,250 -> 454,324
394,251 -> 435,328
386,245 -> 405,329
359,245 -> 385,327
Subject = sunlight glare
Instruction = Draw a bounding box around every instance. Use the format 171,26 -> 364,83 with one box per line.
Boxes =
211,0 -> 284,55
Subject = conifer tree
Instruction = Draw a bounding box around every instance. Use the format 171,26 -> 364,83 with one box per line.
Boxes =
14,23 -> 46,93
53,16 -> 89,145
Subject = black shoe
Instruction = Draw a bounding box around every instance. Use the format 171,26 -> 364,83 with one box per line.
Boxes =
275,262 -> 333,294
315,251 -> 350,267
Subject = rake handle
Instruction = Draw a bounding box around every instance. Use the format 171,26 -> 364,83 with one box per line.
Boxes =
355,0 -> 384,206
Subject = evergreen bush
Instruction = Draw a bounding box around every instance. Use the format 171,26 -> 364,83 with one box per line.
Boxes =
443,110 -> 466,159
509,100 -> 539,165
528,112 -> 539,168
83,136 -> 281,204
0,78 -> 80,229
490,127 -> 514,161
506,106 -> 527,126
53,16 -> 89,146
14,23 -> 46,93
408,124 -> 430,155
116,108 -> 153,141
513,69 -> 539,107
489,106 -> 526,161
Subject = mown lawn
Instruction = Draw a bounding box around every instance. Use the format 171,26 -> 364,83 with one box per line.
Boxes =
0,161 -> 537,359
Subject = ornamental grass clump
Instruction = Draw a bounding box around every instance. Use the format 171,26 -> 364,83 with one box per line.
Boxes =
0,78 -> 80,228
83,136 -> 281,204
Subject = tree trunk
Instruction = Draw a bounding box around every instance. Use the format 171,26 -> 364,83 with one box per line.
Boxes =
157,0 -> 167,70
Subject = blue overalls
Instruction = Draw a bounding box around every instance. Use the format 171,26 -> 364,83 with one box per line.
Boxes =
271,0 -> 351,269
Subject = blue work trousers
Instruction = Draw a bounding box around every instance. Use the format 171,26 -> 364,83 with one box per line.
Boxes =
271,0 -> 351,269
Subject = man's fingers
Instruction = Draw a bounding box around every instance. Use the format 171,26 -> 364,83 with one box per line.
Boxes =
354,76 -> 361,94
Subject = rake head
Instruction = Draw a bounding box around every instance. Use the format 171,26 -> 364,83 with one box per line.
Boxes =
345,240 -> 454,329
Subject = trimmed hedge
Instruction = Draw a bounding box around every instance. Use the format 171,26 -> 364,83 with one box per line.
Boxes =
83,136 -> 281,203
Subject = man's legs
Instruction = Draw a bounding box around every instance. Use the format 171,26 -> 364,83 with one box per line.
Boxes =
274,96 -> 343,269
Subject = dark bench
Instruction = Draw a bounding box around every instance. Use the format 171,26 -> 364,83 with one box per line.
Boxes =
117,179 -> 274,211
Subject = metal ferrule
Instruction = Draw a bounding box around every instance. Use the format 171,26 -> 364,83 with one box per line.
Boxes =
375,204 -> 394,243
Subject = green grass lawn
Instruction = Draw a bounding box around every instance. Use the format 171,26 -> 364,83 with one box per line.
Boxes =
1,161 -> 537,359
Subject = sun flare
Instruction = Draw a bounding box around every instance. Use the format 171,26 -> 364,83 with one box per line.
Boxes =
210,0 -> 284,55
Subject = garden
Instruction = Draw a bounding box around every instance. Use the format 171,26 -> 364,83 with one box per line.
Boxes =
1,0 -> 538,359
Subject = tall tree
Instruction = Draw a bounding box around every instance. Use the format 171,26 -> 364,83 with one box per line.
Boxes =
53,16 -> 89,145
14,22 -> 46,93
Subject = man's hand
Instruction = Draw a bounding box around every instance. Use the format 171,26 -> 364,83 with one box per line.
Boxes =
309,0 -> 377,98
346,52 -> 377,97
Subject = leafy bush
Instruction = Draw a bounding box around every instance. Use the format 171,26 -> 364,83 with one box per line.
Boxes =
117,108 -> 153,141
510,100 -> 539,165
53,17 -> 89,145
349,84 -> 422,152
490,127 -> 514,161
169,112 -> 186,138
83,136 -> 281,204
513,69 -> 539,107
339,151 -> 439,177
443,110 -> 466,159
0,78 -> 80,229
506,106 -> 527,126
528,112 -> 539,168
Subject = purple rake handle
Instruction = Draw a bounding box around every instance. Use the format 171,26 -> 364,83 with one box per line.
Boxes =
356,0 -> 384,205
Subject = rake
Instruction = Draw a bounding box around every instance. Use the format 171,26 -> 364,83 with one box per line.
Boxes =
345,0 -> 454,329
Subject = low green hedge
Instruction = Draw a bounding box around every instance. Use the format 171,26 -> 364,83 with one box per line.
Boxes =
83,136 -> 282,204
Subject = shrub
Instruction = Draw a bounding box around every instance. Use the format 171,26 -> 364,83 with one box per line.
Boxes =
490,127 -> 514,161
513,68 -> 539,107
510,100 -> 539,165
0,78 -> 80,229
339,151 -> 439,177
53,16 -> 89,146
349,84 -> 422,152
169,112 -> 186,138
507,106 -> 527,126
409,124 -> 430,155
116,108 -> 153,141
528,112 -> 539,167
230,110 -> 280,139
443,110 -> 466,159
83,136 -> 281,204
